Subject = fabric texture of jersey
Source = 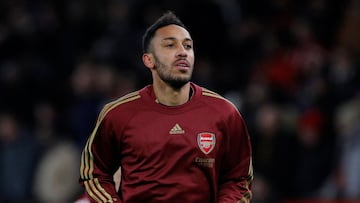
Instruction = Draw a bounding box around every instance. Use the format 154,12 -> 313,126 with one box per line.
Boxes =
79,82 -> 253,203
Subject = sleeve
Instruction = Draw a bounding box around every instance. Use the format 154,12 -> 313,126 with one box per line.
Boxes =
79,114 -> 121,203
217,109 -> 254,203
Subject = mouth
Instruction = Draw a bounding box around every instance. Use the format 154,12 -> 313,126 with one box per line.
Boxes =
174,60 -> 190,71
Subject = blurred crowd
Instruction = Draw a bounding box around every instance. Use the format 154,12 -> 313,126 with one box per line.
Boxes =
0,0 -> 360,202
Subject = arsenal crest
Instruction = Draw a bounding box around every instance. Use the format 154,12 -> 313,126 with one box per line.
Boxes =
197,132 -> 216,154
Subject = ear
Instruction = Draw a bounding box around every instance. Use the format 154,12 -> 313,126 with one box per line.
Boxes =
142,53 -> 154,69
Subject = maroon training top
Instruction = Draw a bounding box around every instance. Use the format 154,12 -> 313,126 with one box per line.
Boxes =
79,82 -> 253,203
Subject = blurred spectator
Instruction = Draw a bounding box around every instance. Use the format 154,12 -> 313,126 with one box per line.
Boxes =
28,100 -> 82,203
327,46 -> 360,107
33,140 -> 81,203
0,112 -> 41,202
334,95 -> 360,198
291,107 -> 335,198
251,103 -> 297,202
319,94 -> 360,199
32,102 -> 60,145
67,58 -> 103,148
94,65 -> 137,103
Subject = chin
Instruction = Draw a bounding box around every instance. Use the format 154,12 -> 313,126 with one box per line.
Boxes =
167,79 -> 190,89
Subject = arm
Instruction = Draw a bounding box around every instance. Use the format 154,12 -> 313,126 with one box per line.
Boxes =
79,115 -> 121,203
217,110 -> 254,203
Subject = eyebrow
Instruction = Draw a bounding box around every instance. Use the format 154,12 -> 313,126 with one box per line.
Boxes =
161,37 -> 193,42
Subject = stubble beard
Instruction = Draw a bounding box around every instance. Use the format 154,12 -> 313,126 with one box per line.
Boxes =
154,57 -> 192,90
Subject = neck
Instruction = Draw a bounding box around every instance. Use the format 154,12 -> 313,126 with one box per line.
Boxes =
153,82 -> 192,106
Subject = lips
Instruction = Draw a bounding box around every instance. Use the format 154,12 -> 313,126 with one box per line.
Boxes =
174,60 -> 190,70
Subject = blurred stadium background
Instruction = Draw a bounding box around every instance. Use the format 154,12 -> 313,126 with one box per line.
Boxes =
0,0 -> 359,202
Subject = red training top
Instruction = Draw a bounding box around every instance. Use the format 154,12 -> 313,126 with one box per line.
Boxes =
79,82 -> 253,203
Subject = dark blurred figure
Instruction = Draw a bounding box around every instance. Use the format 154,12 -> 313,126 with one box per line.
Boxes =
251,103 -> 297,202
318,94 -> 360,199
333,95 -> 360,199
291,107 -> 335,198
28,102 -> 82,203
0,112 -> 41,202
67,59 -> 103,149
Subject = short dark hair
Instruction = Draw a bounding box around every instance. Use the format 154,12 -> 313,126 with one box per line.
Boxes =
142,11 -> 186,53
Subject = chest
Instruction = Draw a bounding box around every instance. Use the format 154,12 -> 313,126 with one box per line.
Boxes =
119,110 -> 226,160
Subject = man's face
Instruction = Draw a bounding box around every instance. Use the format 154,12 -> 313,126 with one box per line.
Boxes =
147,24 -> 195,89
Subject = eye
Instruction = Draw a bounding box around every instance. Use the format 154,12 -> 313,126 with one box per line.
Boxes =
165,44 -> 174,48
184,44 -> 192,49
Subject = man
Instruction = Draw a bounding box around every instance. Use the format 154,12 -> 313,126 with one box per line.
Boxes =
79,10 -> 253,203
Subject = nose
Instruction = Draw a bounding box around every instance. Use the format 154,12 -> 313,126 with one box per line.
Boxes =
176,45 -> 187,57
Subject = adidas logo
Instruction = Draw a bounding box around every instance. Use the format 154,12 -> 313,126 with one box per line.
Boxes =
169,123 -> 185,134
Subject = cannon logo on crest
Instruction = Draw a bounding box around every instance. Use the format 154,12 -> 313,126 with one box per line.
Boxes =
197,132 -> 216,154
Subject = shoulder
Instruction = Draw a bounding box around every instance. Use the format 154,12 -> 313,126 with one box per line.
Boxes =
200,86 -> 237,109
97,89 -> 143,122
193,83 -> 240,115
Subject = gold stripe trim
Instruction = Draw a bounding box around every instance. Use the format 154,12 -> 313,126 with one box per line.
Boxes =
248,158 -> 254,183
84,181 -> 104,203
237,157 -> 254,203
81,94 -> 140,179
80,148 -> 86,179
202,88 -> 225,100
87,94 -> 141,179
237,193 -> 251,203
203,88 -> 253,203
80,92 -> 141,201
95,178 -> 113,203
202,87 -> 219,95
237,191 -> 252,203
202,90 -> 241,114
202,91 -> 223,99
98,92 -> 140,122
89,179 -> 107,202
